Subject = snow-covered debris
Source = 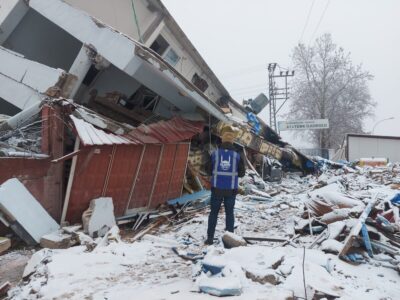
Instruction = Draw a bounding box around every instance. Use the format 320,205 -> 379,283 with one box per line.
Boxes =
0,178 -> 59,245
221,232 -> 247,249
6,164 -> 400,299
82,197 -> 116,238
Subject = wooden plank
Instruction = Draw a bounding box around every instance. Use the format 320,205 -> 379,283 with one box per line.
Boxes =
339,195 -> 379,260
243,236 -> 287,243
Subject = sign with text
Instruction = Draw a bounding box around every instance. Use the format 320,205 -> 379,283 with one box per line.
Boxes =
278,119 -> 329,131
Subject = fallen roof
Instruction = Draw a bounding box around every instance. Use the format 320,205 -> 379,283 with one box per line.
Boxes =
70,103 -> 204,146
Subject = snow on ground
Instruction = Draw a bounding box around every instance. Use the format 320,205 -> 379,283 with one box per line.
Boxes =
6,165 -> 400,299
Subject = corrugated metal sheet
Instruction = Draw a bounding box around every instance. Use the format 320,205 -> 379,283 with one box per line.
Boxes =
65,146 -> 112,224
71,115 -> 204,146
64,115 -> 200,221
103,145 -> 144,216
127,145 -> 163,209
71,115 -> 134,146
129,117 -> 204,144
166,143 -> 190,200
149,144 -> 177,208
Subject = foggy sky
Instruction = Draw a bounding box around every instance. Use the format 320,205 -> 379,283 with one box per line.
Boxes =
162,0 -> 400,147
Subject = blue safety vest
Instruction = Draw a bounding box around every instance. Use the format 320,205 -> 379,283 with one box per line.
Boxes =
211,148 -> 240,190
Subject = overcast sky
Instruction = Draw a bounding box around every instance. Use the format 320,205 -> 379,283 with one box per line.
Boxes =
162,0 -> 400,147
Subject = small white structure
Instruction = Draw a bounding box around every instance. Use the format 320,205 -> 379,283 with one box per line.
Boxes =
346,134 -> 400,162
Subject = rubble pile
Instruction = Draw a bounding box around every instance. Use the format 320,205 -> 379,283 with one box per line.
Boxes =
3,163 -> 400,299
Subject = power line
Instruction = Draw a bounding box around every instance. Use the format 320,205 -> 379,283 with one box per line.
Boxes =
229,83 -> 266,92
309,0 -> 331,44
299,0 -> 316,42
131,0 -> 143,43
231,87 -> 267,96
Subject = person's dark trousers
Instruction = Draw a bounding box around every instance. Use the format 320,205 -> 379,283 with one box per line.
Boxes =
207,193 -> 236,240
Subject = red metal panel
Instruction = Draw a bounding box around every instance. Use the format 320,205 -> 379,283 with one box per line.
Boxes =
149,144 -> 177,208
65,146 -> 112,224
167,143 -> 190,200
103,145 -> 144,216
0,158 -> 61,220
128,117 -> 204,144
128,144 -> 162,209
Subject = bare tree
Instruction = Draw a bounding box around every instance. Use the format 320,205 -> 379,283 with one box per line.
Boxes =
289,33 -> 375,149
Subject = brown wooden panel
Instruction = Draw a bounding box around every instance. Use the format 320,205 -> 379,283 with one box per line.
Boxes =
104,145 -> 143,216
128,144 -> 162,209
149,144 -> 177,208
167,143 -> 189,200
66,146 -> 112,224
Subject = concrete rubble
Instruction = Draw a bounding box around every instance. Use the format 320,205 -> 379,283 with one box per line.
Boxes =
0,162 -> 398,299
82,197 -> 116,238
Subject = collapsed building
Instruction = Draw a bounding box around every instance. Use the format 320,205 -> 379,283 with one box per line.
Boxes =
0,0 -> 314,230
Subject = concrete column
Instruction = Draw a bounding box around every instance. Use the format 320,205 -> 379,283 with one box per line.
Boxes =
68,44 -> 93,98
0,0 -> 29,44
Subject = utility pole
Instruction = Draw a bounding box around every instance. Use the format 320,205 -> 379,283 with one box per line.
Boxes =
268,63 -> 294,132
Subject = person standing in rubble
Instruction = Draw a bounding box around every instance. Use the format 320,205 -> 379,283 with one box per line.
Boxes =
204,124 -> 245,245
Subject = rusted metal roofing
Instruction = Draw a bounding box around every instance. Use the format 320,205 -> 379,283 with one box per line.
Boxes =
71,111 -> 204,146
70,115 -> 134,146
130,117 -> 204,144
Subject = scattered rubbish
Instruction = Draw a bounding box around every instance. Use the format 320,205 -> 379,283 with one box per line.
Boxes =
171,247 -> 204,261
339,195 -> 379,260
167,190 -> 211,206
245,268 -> 280,285
320,239 -> 344,254
0,179 -> 59,245
0,237 -> 11,255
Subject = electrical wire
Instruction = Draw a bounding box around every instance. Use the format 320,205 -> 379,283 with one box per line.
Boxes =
308,0 -> 331,44
299,0 -> 316,43
131,0 -> 144,43
229,83 -> 266,93
302,247 -> 308,300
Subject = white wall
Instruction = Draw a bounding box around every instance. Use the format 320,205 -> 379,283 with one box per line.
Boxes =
3,9 -> 82,70
348,135 -> 400,162
64,0 -> 157,42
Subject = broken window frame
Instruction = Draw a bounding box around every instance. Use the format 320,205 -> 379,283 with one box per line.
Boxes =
149,34 -> 170,56
163,47 -> 180,67
191,73 -> 209,93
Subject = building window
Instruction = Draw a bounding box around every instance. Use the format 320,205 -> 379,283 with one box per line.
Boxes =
164,48 -> 180,66
191,73 -> 209,92
149,35 -> 169,56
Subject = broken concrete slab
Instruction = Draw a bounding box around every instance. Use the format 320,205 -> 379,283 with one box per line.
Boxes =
23,249 -> 52,279
62,225 -> 82,234
0,178 -> 59,245
0,237 -> 11,254
40,231 -> 73,249
198,276 -> 242,297
222,232 -> 247,249
82,197 -> 116,238
245,268 -> 280,285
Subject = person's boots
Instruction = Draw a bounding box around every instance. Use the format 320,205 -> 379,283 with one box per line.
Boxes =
204,237 -> 214,245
